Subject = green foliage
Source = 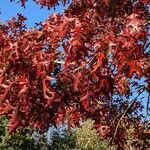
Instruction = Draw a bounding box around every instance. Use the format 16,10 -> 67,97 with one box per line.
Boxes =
4,116 -> 149,150
0,128 -> 35,150
48,120 -> 115,150
0,116 -> 7,143
48,130 -> 76,150
125,124 -> 150,150
74,120 -> 115,150
0,117 -> 116,150
0,116 -> 48,150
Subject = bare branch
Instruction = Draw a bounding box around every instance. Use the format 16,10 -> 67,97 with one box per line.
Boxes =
144,93 -> 150,123
109,90 -> 145,144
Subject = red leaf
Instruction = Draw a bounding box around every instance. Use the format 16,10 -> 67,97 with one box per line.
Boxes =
42,77 -> 55,106
80,92 -> 90,110
54,108 -> 65,124
92,53 -> 105,72
128,60 -> 142,77
8,120 -> 20,134
72,72 -> 82,90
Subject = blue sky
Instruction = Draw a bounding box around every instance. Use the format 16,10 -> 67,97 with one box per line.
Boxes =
0,0 -> 65,27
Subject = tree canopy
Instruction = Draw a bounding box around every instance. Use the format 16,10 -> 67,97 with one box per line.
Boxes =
0,0 -> 149,149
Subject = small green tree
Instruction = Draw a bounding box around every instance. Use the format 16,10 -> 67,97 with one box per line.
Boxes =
48,129 -> 76,150
0,116 -> 48,150
48,120 -> 116,150
74,120 -> 115,150
2,116 -> 148,150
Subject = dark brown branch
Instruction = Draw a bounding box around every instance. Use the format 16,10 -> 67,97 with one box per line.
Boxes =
144,93 -> 150,123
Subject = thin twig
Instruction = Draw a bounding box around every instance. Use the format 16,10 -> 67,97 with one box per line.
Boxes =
144,93 -> 150,123
109,90 -> 145,144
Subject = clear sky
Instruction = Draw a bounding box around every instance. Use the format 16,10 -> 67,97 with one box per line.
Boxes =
0,0 -> 65,28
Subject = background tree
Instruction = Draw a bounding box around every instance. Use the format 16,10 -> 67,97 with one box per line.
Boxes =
0,0 -> 149,149
48,119 -> 116,150
0,117 -> 116,150
0,116 -> 48,150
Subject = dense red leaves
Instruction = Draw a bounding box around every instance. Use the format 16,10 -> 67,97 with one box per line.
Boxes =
139,0 -> 150,4
11,0 -> 69,8
0,0 -> 150,149
11,0 -> 150,8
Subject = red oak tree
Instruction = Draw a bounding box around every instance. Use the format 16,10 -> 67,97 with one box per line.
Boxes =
0,0 -> 150,149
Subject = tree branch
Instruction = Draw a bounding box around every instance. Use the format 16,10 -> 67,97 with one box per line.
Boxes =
144,93 -> 150,123
109,89 -> 145,144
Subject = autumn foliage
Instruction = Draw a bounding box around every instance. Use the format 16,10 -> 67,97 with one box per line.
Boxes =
0,0 -> 150,149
